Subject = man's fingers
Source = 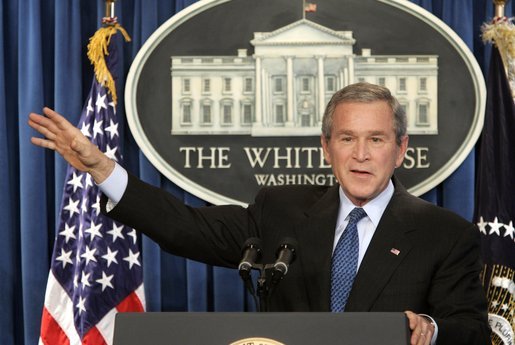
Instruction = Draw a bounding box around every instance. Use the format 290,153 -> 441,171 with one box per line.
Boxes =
42,107 -> 74,131
28,112 -> 61,135
42,107 -> 63,120
404,311 -> 433,345
31,137 -> 56,150
405,311 -> 417,329
28,119 -> 57,141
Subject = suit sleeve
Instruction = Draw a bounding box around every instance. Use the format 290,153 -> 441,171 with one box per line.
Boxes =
428,223 -> 491,344
100,172 -> 264,268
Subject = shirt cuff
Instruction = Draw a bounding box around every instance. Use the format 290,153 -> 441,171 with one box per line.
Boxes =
95,161 -> 128,208
419,314 -> 438,345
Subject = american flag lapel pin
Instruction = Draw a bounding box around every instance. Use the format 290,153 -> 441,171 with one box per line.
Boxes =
390,248 -> 401,256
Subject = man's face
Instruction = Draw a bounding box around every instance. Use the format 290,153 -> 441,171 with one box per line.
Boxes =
321,101 -> 408,206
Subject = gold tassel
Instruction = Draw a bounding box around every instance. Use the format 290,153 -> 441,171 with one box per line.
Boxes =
482,18 -> 515,97
482,18 -> 515,70
86,23 -> 131,105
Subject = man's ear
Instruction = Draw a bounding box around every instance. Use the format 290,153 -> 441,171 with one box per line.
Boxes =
320,134 -> 331,165
395,135 -> 409,168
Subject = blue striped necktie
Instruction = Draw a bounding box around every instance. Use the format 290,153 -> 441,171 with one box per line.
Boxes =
330,207 -> 367,312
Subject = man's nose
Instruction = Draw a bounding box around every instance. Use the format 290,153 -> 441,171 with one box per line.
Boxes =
353,140 -> 370,161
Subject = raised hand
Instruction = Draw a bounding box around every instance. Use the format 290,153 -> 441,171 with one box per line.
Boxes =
28,107 -> 114,183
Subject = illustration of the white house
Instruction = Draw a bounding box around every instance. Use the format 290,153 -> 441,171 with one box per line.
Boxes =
170,19 -> 438,136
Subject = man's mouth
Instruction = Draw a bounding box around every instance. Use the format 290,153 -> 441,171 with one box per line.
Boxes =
351,169 -> 371,176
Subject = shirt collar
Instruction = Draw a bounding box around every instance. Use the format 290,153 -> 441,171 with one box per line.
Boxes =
337,179 -> 395,227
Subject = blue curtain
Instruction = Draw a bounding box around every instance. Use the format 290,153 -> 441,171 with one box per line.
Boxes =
0,0 -> 510,343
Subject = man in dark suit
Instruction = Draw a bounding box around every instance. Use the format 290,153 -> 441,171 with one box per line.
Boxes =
29,83 -> 490,344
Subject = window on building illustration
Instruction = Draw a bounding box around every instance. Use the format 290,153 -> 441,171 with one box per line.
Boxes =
242,104 -> 253,125
378,77 -> 386,87
274,77 -> 284,93
275,104 -> 285,123
203,79 -> 211,93
326,76 -> 336,92
223,78 -> 232,93
202,104 -> 212,124
182,103 -> 192,124
358,77 -> 366,83
222,104 -> 232,125
301,114 -> 310,127
183,78 -> 191,94
398,78 -> 407,92
419,77 -> 427,92
399,103 -> 408,116
244,77 -> 253,93
301,77 -> 310,93
417,103 -> 429,126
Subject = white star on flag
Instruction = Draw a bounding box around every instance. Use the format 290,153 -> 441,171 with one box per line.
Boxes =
101,247 -> 119,267
128,229 -> 138,245
92,119 -> 104,139
105,119 -> 119,139
95,92 -> 107,112
63,197 -> 80,218
489,217 -> 503,236
85,174 -> 94,189
91,196 -> 101,216
107,223 -> 125,243
76,296 -> 87,315
55,249 -> 73,268
123,249 -> 141,269
104,144 -> 117,161
81,272 -> 92,288
81,197 -> 89,213
477,216 -> 487,234
81,245 -> 98,265
59,223 -> 76,243
84,220 -> 103,240
503,221 -> 514,239
109,100 -> 116,114
80,123 -> 91,137
86,98 -> 94,115
96,272 -> 114,291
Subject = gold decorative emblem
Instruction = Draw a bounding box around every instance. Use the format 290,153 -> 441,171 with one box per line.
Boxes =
229,337 -> 286,345
481,263 -> 515,345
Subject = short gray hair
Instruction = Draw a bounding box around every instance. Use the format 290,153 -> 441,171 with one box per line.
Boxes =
321,82 -> 407,145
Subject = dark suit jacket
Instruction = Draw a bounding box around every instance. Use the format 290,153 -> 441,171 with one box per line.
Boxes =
102,174 -> 490,344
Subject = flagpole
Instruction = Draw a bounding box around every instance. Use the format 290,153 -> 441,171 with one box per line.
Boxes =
104,0 -> 117,25
302,0 -> 306,20
493,0 -> 507,19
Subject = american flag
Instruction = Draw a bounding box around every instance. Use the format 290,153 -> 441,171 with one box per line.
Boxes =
39,32 -> 145,345
475,43 -> 515,344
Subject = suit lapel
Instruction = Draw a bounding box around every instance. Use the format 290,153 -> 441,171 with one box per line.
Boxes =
294,185 -> 340,311
346,182 -> 415,311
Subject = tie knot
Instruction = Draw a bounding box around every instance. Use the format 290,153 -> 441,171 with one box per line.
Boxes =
348,207 -> 367,224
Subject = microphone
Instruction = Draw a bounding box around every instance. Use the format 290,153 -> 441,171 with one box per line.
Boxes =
238,238 -> 262,304
238,237 -> 262,274
267,238 -> 298,302
273,237 -> 298,277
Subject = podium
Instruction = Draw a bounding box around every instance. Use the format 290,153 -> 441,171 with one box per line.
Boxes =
113,312 -> 410,345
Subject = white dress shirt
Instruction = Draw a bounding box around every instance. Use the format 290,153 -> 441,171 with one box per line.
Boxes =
333,180 -> 394,269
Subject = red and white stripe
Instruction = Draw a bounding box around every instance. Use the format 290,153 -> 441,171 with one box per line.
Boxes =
39,272 -> 145,345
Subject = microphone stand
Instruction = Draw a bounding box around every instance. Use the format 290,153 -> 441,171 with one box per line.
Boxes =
241,239 -> 296,312
255,264 -> 275,312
